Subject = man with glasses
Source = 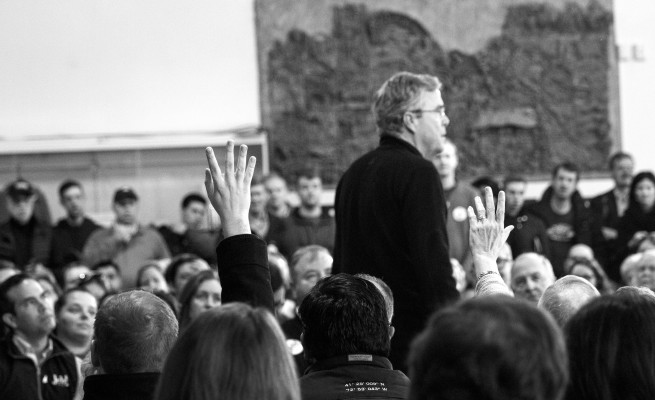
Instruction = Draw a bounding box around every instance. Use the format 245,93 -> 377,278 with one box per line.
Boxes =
334,72 -> 459,372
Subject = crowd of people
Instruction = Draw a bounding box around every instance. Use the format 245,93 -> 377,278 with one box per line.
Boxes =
1,71 -> 655,400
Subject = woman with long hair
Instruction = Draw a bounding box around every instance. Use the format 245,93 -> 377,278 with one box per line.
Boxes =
177,269 -> 221,332
156,303 -> 299,400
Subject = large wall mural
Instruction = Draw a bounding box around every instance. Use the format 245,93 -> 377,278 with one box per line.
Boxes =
256,0 -> 618,183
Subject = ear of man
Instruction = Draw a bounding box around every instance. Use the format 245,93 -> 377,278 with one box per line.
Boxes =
2,313 -> 17,330
403,112 -> 416,135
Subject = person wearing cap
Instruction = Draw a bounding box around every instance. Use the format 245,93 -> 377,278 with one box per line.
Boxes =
81,187 -> 170,288
0,179 -> 52,270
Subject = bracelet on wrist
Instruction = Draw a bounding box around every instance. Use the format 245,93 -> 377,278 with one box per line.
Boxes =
477,270 -> 500,281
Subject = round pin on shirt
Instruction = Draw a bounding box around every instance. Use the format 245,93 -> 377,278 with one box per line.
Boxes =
452,206 -> 468,222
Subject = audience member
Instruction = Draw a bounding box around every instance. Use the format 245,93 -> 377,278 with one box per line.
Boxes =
268,250 -> 294,323
563,255 -> 614,295
164,253 -> 210,297
628,249 -> 655,291
614,171 -> 655,276
590,152 -> 634,276
50,180 -> 101,274
136,262 -> 169,293
0,264 -> 19,284
54,288 -> 97,359
249,174 -> 284,241
0,182 -> 52,225
333,72 -> 459,371
270,167 -> 335,258
91,260 -> 123,293
83,290 -> 178,400
282,245 -> 333,374
155,303 -> 300,400
0,274 -> 80,400
298,274 -> 409,400
355,273 -> 395,325
82,187 -> 170,288
620,252 -> 642,286
471,176 -> 500,200
504,175 -> 551,258
496,243 -> 514,288
61,262 -> 92,291
408,295 -> 568,400
528,162 -> 593,277
565,290 -> 655,400
432,139 -> 478,278
538,275 -> 600,327
0,179 -> 52,270
34,268 -> 63,304
265,172 -> 293,218
178,269 -> 222,333
510,252 -> 556,303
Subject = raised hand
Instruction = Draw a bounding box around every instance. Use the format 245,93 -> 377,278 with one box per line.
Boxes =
204,140 -> 256,238
468,187 -> 514,266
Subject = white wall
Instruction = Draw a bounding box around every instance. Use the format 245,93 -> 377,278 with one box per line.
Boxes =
0,0 -> 259,137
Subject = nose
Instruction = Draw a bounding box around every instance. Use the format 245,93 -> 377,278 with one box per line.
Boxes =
525,278 -> 537,290
443,114 -> 450,127
206,297 -> 220,309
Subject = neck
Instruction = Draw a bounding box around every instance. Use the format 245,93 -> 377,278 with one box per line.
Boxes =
441,175 -> 456,190
15,330 -> 49,352
550,196 -> 571,214
615,185 -> 630,194
67,215 -> 84,226
58,334 -> 91,357
299,205 -> 321,219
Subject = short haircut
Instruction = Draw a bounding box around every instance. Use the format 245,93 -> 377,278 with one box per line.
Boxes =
512,253 -> 556,282
91,260 -> 121,274
409,295 -> 568,400
55,288 -> 94,315
290,245 -> 331,282
298,273 -> 390,360
0,274 -> 33,319
155,303 -> 300,400
373,72 -> 441,135
551,162 -> 580,181
58,179 -> 82,198
355,273 -> 394,324
471,176 -> 500,197
538,276 -> 600,327
94,290 -> 178,374
263,171 -> 288,187
181,193 -> 206,209
608,151 -> 633,170
503,175 -> 527,187
295,165 -> 322,183
566,292 -> 655,399
164,253 -> 201,286
178,269 -> 219,332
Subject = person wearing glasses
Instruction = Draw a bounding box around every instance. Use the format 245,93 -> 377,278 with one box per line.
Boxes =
333,71 -> 459,372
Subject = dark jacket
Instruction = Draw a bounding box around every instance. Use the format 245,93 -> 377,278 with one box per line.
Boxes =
505,208 -> 552,259
590,189 -> 623,276
301,355 -> 410,400
612,206 -> 655,281
0,217 -> 52,269
333,134 -> 459,371
269,207 -> 336,259
50,217 -> 101,271
0,335 -> 78,400
83,373 -> 160,400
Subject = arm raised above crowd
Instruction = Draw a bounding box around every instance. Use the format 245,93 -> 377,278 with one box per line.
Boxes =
468,187 -> 514,297
205,141 -> 274,312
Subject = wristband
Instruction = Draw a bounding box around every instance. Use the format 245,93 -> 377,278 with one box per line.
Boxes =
477,270 -> 500,281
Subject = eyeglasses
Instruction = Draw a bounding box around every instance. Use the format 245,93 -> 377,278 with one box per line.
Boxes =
409,106 -> 447,118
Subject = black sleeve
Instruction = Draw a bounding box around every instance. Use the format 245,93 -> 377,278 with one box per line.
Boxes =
216,234 -> 275,313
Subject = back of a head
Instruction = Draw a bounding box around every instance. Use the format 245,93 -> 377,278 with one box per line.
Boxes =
355,273 -> 394,324
298,273 -> 390,361
538,276 -> 600,327
156,303 -> 299,400
409,295 -> 568,400
566,292 -> 655,400
94,290 -> 178,374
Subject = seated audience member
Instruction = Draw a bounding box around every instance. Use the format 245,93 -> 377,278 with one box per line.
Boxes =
408,295 -> 568,400
157,193 -> 221,264
83,290 -> 178,400
0,182 -> 52,225
497,243 -> 514,288
565,288 -> 655,400
298,274 -> 409,400
61,261 -> 92,290
0,274 -> 80,400
538,275 -> 600,327
620,252 -> 642,285
136,262 -> 169,293
269,167 -> 335,259
0,263 -> 20,284
269,254 -> 293,323
54,288 -> 97,359
177,269 -> 222,333
471,176 -> 500,200
628,249 -> 655,291
565,243 -> 595,261
78,274 -> 109,304
156,303 -> 299,400
34,268 -> 63,304
82,187 -> 170,288
164,253 -> 210,297
510,252 -> 556,303
282,245 -> 333,374
265,172 -> 293,219
249,174 -> 284,241
91,260 -> 123,293
355,273 -> 394,325
50,180 -> 101,273
564,256 -> 614,295
0,179 -> 52,270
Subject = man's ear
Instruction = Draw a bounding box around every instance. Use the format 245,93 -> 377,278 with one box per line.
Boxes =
388,325 -> 395,340
2,313 -> 17,330
403,113 -> 416,135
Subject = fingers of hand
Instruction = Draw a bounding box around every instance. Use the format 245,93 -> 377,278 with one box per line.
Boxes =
467,206 -> 478,225
496,190 -> 506,223
245,156 -> 257,184
485,186 -> 495,221
474,196 -> 486,220
236,144 -> 248,182
205,147 -> 223,184
225,140 -> 235,183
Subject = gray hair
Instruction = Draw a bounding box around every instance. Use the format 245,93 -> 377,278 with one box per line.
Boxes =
538,275 -> 600,327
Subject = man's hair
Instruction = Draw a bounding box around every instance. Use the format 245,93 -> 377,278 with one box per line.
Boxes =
538,276 -> 600,327
566,291 -> 655,400
0,274 -> 32,320
373,72 -> 442,135
608,151 -> 633,170
93,290 -> 178,374
551,162 -> 580,181
512,253 -> 556,283
472,176 -> 500,197
181,193 -> 206,209
409,295 -> 569,400
355,273 -> 394,324
503,175 -> 527,187
290,245 -> 330,283
91,260 -> 121,274
298,273 -> 390,361
58,179 -> 82,198
263,171 -> 288,187
295,165 -> 322,184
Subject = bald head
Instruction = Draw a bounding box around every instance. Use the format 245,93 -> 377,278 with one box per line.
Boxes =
511,253 -> 556,303
538,276 -> 600,327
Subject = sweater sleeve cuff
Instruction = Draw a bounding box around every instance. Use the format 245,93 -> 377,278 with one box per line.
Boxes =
216,234 -> 268,268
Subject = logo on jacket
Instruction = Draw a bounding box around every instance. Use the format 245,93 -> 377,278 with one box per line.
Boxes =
42,374 -> 70,387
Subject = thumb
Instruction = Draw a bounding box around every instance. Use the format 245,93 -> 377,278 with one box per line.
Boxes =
501,225 -> 514,243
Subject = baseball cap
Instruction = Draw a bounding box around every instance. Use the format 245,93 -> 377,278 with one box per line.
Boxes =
113,186 -> 138,204
5,179 -> 35,201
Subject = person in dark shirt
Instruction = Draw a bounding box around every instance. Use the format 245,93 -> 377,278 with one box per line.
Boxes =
50,180 -> 101,276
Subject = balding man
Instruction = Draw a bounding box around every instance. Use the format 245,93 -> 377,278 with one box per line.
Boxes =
538,275 -> 600,327
510,252 -> 556,303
